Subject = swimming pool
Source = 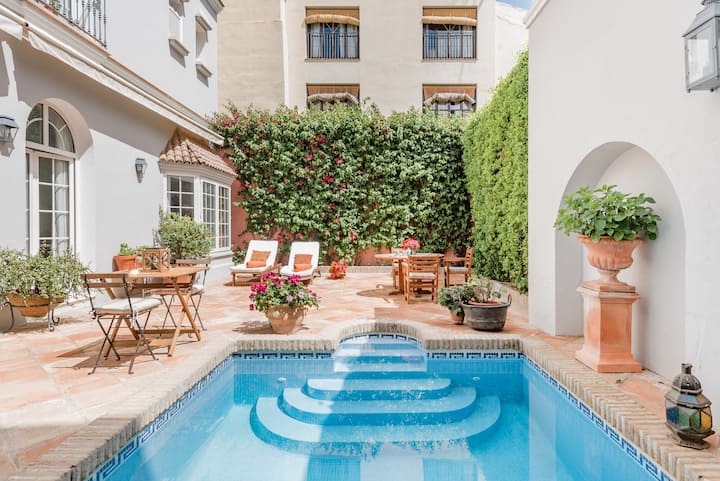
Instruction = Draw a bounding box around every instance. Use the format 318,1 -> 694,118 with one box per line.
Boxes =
86,334 -> 674,481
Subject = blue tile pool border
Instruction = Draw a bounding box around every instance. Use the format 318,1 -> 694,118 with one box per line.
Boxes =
83,347 -> 675,481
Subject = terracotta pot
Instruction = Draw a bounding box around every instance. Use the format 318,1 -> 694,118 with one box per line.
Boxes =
449,311 -> 464,325
6,293 -> 64,318
577,236 -> 642,291
265,305 -> 305,334
113,255 -> 137,271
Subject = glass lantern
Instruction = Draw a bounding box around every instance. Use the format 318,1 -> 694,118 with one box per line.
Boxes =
684,0 -> 720,91
665,363 -> 714,449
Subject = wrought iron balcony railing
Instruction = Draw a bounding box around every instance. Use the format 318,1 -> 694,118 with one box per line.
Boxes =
37,0 -> 107,46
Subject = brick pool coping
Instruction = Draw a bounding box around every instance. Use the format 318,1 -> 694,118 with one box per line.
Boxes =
9,320 -> 720,481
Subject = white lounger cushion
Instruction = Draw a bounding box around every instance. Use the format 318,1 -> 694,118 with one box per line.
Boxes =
231,240 -> 279,272
95,297 -> 161,316
230,264 -> 269,273
279,266 -> 315,278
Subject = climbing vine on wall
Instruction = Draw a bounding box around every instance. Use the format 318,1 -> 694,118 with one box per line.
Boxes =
463,50 -> 528,292
212,104 -> 471,262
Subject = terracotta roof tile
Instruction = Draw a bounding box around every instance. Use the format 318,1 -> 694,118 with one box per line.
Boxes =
159,131 -> 235,176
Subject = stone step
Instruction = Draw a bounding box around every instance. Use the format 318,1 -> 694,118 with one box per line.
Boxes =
333,347 -> 426,363
304,377 -> 453,400
281,386 -> 476,425
250,395 -> 501,455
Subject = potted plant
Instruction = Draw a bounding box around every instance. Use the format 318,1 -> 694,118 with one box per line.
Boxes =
554,184 -> 661,289
249,272 -> 320,334
438,284 -> 474,324
461,276 -> 512,331
328,260 -> 348,279
156,212 -> 214,262
0,248 -> 86,319
113,243 -> 138,271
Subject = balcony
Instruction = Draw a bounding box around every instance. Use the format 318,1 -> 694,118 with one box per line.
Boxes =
37,0 -> 107,46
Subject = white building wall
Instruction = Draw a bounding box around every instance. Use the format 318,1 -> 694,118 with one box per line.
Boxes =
106,0 -> 220,117
527,0 -> 720,401
220,0 -> 527,113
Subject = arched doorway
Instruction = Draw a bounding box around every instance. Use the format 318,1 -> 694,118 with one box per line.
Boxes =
24,100 -> 89,255
555,142 -> 685,378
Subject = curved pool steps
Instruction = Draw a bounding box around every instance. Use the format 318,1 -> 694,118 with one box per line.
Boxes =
304,377 -> 453,400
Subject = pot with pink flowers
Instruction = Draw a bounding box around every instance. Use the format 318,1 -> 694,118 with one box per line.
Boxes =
249,272 -> 320,334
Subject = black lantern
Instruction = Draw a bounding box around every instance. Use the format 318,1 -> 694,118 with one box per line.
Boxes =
0,116 -> 18,143
665,363 -> 714,449
683,0 -> 720,91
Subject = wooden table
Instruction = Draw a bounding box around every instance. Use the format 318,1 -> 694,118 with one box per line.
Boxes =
127,266 -> 206,356
374,253 -> 443,294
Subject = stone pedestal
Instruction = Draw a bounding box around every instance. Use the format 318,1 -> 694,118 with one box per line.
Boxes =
575,284 -> 642,373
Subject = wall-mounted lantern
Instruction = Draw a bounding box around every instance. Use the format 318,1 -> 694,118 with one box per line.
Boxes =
0,116 -> 19,142
665,363 -> 714,449
684,0 -> 720,91
135,157 -> 147,183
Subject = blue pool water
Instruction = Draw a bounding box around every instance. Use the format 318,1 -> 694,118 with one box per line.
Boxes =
92,335 -> 672,481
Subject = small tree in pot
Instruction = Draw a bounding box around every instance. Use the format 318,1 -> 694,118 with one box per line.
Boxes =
438,284 -> 474,324
156,213 -> 214,262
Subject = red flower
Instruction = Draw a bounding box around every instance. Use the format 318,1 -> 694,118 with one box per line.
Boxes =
340,183 -> 347,189
267,187 -> 275,194
350,231 -> 358,241
324,175 -> 334,184
297,180 -> 304,186
335,157 -> 344,165
249,304 -> 255,311
334,218 -> 341,223
315,135 -> 326,144
304,154 -> 313,161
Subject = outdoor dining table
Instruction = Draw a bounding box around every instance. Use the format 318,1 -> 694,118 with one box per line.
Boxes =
374,252 -> 444,294
126,266 -> 207,356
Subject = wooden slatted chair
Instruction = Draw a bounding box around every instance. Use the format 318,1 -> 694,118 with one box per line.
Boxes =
83,273 -> 161,374
445,248 -> 474,287
403,255 -> 440,303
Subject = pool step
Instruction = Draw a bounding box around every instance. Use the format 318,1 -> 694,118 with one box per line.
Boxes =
250,394 -> 501,455
281,386 -> 477,425
305,377 -> 453,400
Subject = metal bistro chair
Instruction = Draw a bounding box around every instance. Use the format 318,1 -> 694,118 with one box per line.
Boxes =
83,273 -> 162,374
445,248 -> 474,287
156,259 -> 210,332
403,255 -> 440,303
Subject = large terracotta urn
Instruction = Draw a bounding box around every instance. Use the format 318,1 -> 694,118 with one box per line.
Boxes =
265,305 -> 305,334
575,235 -> 643,373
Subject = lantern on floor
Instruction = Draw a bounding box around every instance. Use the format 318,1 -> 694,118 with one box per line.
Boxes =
665,363 -> 714,449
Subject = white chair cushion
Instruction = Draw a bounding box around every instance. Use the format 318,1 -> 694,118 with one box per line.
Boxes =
448,266 -> 469,273
95,297 -> 161,316
408,272 -> 436,280
191,283 -> 204,295
280,266 -> 315,278
231,264 -> 268,273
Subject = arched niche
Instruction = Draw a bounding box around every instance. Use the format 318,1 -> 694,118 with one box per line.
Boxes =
555,142 -> 685,378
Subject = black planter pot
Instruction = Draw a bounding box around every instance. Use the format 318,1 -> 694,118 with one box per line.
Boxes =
461,295 -> 512,331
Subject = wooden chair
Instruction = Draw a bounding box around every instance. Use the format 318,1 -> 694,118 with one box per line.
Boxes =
403,255 -> 440,303
390,247 -> 404,289
155,258 -> 210,331
83,273 -> 161,374
445,248 -> 474,287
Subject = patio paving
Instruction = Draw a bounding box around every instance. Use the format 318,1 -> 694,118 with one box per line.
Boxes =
0,272 -> 715,480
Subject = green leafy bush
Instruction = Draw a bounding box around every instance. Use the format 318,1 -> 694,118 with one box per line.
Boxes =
438,284 -> 475,315
212,104 -> 470,262
463,50 -> 528,292
0,248 -> 87,300
156,213 -> 214,261
555,185 -> 661,241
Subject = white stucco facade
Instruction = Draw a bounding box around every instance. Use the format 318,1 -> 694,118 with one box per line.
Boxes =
219,0 -> 527,113
0,0 -> 229,328
527,0 -> 720,401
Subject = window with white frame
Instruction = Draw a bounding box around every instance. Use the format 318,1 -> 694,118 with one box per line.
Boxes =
166,175 -> 230,251
168,0 -> 189,56
25,103 -> 76,255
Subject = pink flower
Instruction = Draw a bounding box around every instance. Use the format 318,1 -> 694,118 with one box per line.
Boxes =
340,183 -> 347,189
297,180 -> 304,186
334,218 -> 341,223
286,295 -> 294,302
350,231 -> 358,241
304,154 -> 313,161
335,157 -> 344,165
324,175 -> 334,184
267,187 -> 275,194
249,304 -> 255,311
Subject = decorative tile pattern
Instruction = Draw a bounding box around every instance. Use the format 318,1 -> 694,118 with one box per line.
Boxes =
340,332 -> 421,344
83,357 -> 232,481
525,357 -> 676,481
234,351 -> 332,360
427,350 -> 524,360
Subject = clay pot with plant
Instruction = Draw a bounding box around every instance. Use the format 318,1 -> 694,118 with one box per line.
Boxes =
438,284 -> 474,324
554,184 -> 661,290
461,276 -> 511,331
0,248 -> 86,322
113,243 -> 138,271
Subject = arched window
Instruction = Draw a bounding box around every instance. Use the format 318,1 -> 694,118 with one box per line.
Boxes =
25,103 -> 76,254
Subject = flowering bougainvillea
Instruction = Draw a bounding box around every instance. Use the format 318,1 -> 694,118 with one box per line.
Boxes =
212,104 -> 471,262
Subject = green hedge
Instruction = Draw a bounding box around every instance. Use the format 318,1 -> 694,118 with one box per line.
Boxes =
463,50 -> 528,292
212,105 -> 471,262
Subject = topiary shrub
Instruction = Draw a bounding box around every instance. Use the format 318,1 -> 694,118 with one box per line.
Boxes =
463,50 -> 528,292
156,212 -> 214,261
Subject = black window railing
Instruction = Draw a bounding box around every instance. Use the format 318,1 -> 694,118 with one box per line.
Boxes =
38,0 -> 107,46
423,24 -> 476,60
307,23 -> 359,59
